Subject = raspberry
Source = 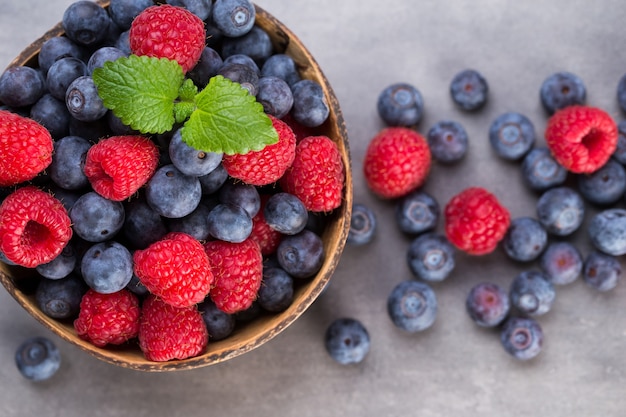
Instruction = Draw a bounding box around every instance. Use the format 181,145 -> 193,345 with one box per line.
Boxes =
363,127 -> 431,199
129,5 -> 205,74
204,238 -> 263,314
249,195 -> 283,256
0,186 -> 72,268
133,232 -> 214,308
444,187 -> 511,256
222,115 -> 297,186
73,289 -> 140,348
279,135 -> 345,212
0,110 -> 53,187
545,105 -> 618,174
83,135 -> 160,201
138,295 -> 208,362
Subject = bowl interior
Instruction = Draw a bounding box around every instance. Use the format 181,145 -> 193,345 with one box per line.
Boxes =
0,1 -> 352,371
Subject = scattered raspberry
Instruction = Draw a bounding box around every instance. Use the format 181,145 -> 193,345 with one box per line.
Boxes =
222,115 -> 297,186
279,135 -> 345,212
0,110 -> 53,187
83,135 -> 160,201
249,194 -> 283,256
444,187 -> 511,256
204,238 -> 263,314
0,186 -> 72,268
74,289 -> 140,348
363,127 -> 431,199
545,105 -> 618,174
133,232 -> 214,308
129,5 -> 205,73
138,295 -> 208,362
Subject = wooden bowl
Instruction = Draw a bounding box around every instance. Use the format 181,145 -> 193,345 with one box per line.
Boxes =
0,0 -> 352,371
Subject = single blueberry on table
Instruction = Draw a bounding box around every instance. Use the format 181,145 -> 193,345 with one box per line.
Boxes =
536,186 -> 585,236
69,192 -> 125,242
502,217 -> 548,262
583,250 -> 622,292
198,299 -> 236,341
577,158 -> 626,206
15,337 -> 61,381
347,203 -> 377,246
257,267 -> 294,313
521,147 -> 568,192
80,241 -> 134,294
49,135 -> 91,191
387,280 -> 437,333
207,203 -> 253,243
395,190 -> 439,235
466,282 -> 510,327
145,164 -> 202,219
324,318 -> 370,365
540,71 -> 586,114
211,0 -> 256,38
35,274 -> 86,320
263,192 -> 308,235
276,229 -> 325,279
377,82 -> 424,127
588,208 -> 626,256
539,241 -> 583,285
500,317 -> 543,361
426,120 -> 469,163
488,112 -> 536,160
509,270 -> 555,317
406,233 -> 455,282
449,69 -> 488,111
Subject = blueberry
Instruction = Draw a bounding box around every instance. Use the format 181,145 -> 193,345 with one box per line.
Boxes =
69,192 -> 125,242
276,229 -> 325,279
145,165 -> 202,218
15,337 -> 61,381
502,217 -> 548,262
324,318 -> 370,365
234,300 -> 262,322
577,158 -> 626,206
221,26 -> 274,65
262,192 -> 308,235
261,54 -> 301,87
588,208 -> 626,256
0,66 -> 45,108
36,244 -> 77,280
347,203 -> 377,246
207,203 -> 253,243
257,76 -> 294,119
387,280 -> 437,332
198,299 -> 236,341
500,317 -> 543,360
449,69 -> 488,111
466,282 -> 510,327
222,54 -> 260,75
49,135 -> 91,191
46,57 -> 88,101
426,120 -> 469,163
107,110 -> 138,135
198,163 -> 229,195
218,62 -> 259,96
539,241 -> 583,285
407,233 -> 455,282
540,71 -> 586,114
509,270 -> 555,317
126,273 -> 149,297
38,36 -> 84,74
62,0 -> 112,46
123,197 -> 169,249
218,180 -> 261,217
47,186 -> 82,212
536,186 -> 585,236
613,120 -> 626,164
30,94 -> 71,139
166,0 -> 213,20
169,128 -> 223,177
211,0 -> 256,37
395,190 -> 439,235
488,112 -> 535,160
376,82 -> 424,127
521,147 -> 568,191
35,274 -> 86,320
114,30 -> 132,56
108,0 -> 154,30
258,266 -> 294,313
583,250 -> 622,292
290,79 -> 329,128
87,46 -> 127,74
80,241 -> 133,294
65,75 -> 108,122
167,203 -> 212,241
188,47 -> 224,88
69,115 -> 112,142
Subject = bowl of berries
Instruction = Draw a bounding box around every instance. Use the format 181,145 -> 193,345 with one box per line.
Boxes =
0,0 -> 351,371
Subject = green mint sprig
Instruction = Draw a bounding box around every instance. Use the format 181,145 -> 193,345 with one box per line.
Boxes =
92,55 -> 278,155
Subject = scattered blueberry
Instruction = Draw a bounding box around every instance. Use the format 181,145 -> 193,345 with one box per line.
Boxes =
80,241 -> 134,294
263,192 -> 308,235
0,66 -> 45,108
577,158 -> 626,206
324,318 -> 370,365
62,0 -> 112,46
406,233 -> 455,282
377,82 -> 424,127
169,128 -> 223,177
206,203 -> 253,243
261,53 -> 301,87
426,120 -> 469,163
394,190 -> 439,235
536,186 -> 585,236
583,250 -> 622,292
466,282 -> 510,327
449,69 -> 488,111
69,191 -> 125,242
502,217 -> 548,262
290,79 -> 329,128
588,208 -> 626,256
500,317 -> 543,361
387,280 -> 437,332
539,241 -> 583,285
258,266 -> 294,313
145,164 -> 202,218
521,147 -> 568,191
256,76 -> 294,119
276,229 -> 325,279
347,203 -> 377,246
211,0 -> 256,38
488,112 -> 535,160
509,270 -> 555,317
65,75 -> 108,122
49,135 -> 91,191
540,71 -> 586,114
198,299 -> 236,341
15,337 -> 61,381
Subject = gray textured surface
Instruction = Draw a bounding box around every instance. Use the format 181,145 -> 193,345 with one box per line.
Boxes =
1,0 -> 626,416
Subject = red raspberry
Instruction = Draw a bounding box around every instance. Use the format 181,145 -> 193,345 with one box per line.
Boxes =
0,186 -> 72,268
0,110 -> 53,187
222,115 -> 297,186
204,238 -> 263,314
363,127 -> 431,199
129,5 -> 205,73
249,194 -> 283,256
133,232 -> 214,308
444,187 -> 511,256
279,135 -> 345,212
74,289 -> 140,348
545,105 -> 618,174
138,295 -> 208,362
83,135 -> 160,201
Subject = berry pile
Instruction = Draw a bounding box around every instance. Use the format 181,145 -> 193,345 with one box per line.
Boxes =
0,0 -> 346,363
332,69 -> 625,364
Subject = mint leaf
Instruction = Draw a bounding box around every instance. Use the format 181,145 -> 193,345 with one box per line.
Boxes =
92,55 -> 184,134
182,75 -> 278,155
